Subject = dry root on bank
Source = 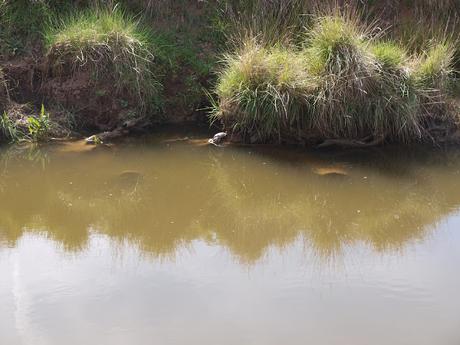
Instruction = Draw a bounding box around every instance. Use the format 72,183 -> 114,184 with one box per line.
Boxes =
85,117 -> 151,145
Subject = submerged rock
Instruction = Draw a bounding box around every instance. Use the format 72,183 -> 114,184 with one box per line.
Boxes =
313,166 -> 348,178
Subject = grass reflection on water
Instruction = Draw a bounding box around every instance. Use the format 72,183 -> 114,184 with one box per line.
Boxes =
0,139 -> 459,264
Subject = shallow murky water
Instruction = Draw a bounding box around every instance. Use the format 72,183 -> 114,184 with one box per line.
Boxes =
1,128 -> 460,345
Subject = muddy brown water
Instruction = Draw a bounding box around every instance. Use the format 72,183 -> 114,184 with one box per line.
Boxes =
1,129 -> 460,345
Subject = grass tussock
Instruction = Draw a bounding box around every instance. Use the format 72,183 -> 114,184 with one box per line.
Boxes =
215,42 -> 314,141
213,11 -> 457,144
414,43 -> 455,90
44,7 -> 161,113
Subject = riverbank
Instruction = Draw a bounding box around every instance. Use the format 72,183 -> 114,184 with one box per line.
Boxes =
0,0 -> 459,146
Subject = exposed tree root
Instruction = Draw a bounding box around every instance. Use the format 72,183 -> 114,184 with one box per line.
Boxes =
85,117 -> 150,144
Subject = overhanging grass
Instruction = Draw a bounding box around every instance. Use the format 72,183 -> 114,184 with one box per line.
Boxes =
305,15 -> 422,142
213,12 -> 456,144
213,41 -> 315,141
44,7 -> 161,113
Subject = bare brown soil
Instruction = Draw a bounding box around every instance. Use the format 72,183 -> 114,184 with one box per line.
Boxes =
42,68 -> 126,131
0,53 -> 142,135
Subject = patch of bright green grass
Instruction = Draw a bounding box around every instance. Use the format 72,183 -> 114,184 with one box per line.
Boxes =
371,41 -> 407,70
414,43 -> 455,90
305,15 -> 367,74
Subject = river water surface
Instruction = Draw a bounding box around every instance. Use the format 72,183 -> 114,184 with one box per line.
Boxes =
1,129 -> 460,345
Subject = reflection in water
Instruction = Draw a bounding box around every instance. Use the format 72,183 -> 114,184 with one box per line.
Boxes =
1,135 -> 460,345
0,136 -> 460,263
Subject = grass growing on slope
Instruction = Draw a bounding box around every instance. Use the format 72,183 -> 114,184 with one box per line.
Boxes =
414,43 -> 455,90
0,0 -> 83,56
43,7 -> 161,114
305,16 -> 422,143
371,41 -> 407,70
412,42 -> 458,126
212,41 -> 315,141
0,0 -> 52,54
213,12 -> 456,144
